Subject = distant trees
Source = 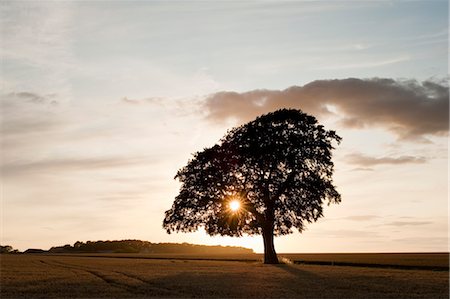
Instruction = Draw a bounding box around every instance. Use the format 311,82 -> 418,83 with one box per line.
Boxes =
23,249 -> 46,254
164,109 -> 341,264
0,245 -> 19,254
50,240 -> 144,253
48,240 -> 252,254
4,241 -> 250,255
1,245 -> 13,253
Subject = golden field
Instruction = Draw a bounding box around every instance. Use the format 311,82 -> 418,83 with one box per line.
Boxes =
1,253 -> 448,298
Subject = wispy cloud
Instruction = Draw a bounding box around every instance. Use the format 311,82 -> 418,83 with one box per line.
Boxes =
1,1 -> 74,96
1,91 -> 161,181
313,56 -> 411,70
5,92 -> 59,105
343,215 -> 380,221
352,167 -> 375,172
345,153 -> 427,167
202,78 -> 449,140
313,229 -> 382,239
1,92 -> 63,140
2,156 -> 151,177
385,221 -> 432,227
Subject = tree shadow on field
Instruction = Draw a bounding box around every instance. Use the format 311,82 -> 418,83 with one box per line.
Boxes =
129,264 -> 322,298
140,271 -> 252,298
273,263 -> 320,279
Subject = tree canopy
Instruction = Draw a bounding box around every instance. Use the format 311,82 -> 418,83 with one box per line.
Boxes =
163,109 -> 341,263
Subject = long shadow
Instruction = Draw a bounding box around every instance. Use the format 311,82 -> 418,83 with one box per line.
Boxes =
292,260 -> 449,271
273,263 -> 320,278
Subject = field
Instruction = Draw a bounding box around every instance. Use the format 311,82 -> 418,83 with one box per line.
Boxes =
1,253 -> 448,298
44,252 -> 449,270
281,253 -> 449,270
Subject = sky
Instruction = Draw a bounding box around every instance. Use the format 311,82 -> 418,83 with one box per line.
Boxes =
1,0 -> 448,253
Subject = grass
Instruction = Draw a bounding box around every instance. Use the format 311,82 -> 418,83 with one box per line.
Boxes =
1,253 -> 448,298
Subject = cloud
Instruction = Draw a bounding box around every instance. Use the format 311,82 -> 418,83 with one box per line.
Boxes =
121,96 -> 167,106
345,153 -> 427,167
313,56 -> 411,70
2,156 -> 150,177
352,167 -> 374,172
1,92 -> 63,138
203,78 -> 449,140
385,221 -> 432,227
6,92 -> 58,105
313,229 -> 382,238
343,215 -> 380,221
2,91 -> 59,107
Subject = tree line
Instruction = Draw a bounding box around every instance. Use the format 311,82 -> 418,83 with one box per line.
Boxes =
1,240 -> 253,254
0,245 -> 20,254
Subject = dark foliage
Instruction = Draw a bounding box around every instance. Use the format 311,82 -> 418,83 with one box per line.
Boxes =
0,245 -> 20,254
23,249 -> 46,254
48,240 -> 252,254
163,109 -> 341,263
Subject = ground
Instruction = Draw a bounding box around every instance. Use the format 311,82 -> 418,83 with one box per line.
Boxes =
1,254 -> 448,298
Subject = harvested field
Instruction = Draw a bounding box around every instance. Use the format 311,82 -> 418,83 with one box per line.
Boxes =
281,253 -> 449,270
1,254 -> 448,298
46,252 -> 449,270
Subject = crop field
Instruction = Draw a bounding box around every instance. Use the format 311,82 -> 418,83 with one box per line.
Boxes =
1,254 -> 448,298
46,252 -> 449,270
281,253 -> 449,269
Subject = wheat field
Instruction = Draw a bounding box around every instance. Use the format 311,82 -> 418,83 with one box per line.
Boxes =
1,254 -> 448,298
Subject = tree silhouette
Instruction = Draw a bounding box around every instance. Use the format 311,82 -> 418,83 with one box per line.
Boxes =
0,245 -> 13,253
163,109 -> 341,263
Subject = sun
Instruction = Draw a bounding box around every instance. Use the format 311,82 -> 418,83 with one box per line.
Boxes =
229,200 -> 241,212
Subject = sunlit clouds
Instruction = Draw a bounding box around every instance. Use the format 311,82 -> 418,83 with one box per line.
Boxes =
203,78 -> 449,141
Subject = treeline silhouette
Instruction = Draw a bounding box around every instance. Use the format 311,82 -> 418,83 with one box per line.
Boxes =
1,245 -> 20,254
47,240 -> 253,254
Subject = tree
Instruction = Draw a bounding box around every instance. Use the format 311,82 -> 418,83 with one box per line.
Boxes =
0,245 -> 13,254
163,109 -> 341,264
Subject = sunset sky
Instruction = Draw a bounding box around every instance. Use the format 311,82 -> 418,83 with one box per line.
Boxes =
1,1 -> 448,253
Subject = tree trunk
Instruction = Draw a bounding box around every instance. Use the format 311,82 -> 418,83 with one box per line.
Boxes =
262,224 -> 279,264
